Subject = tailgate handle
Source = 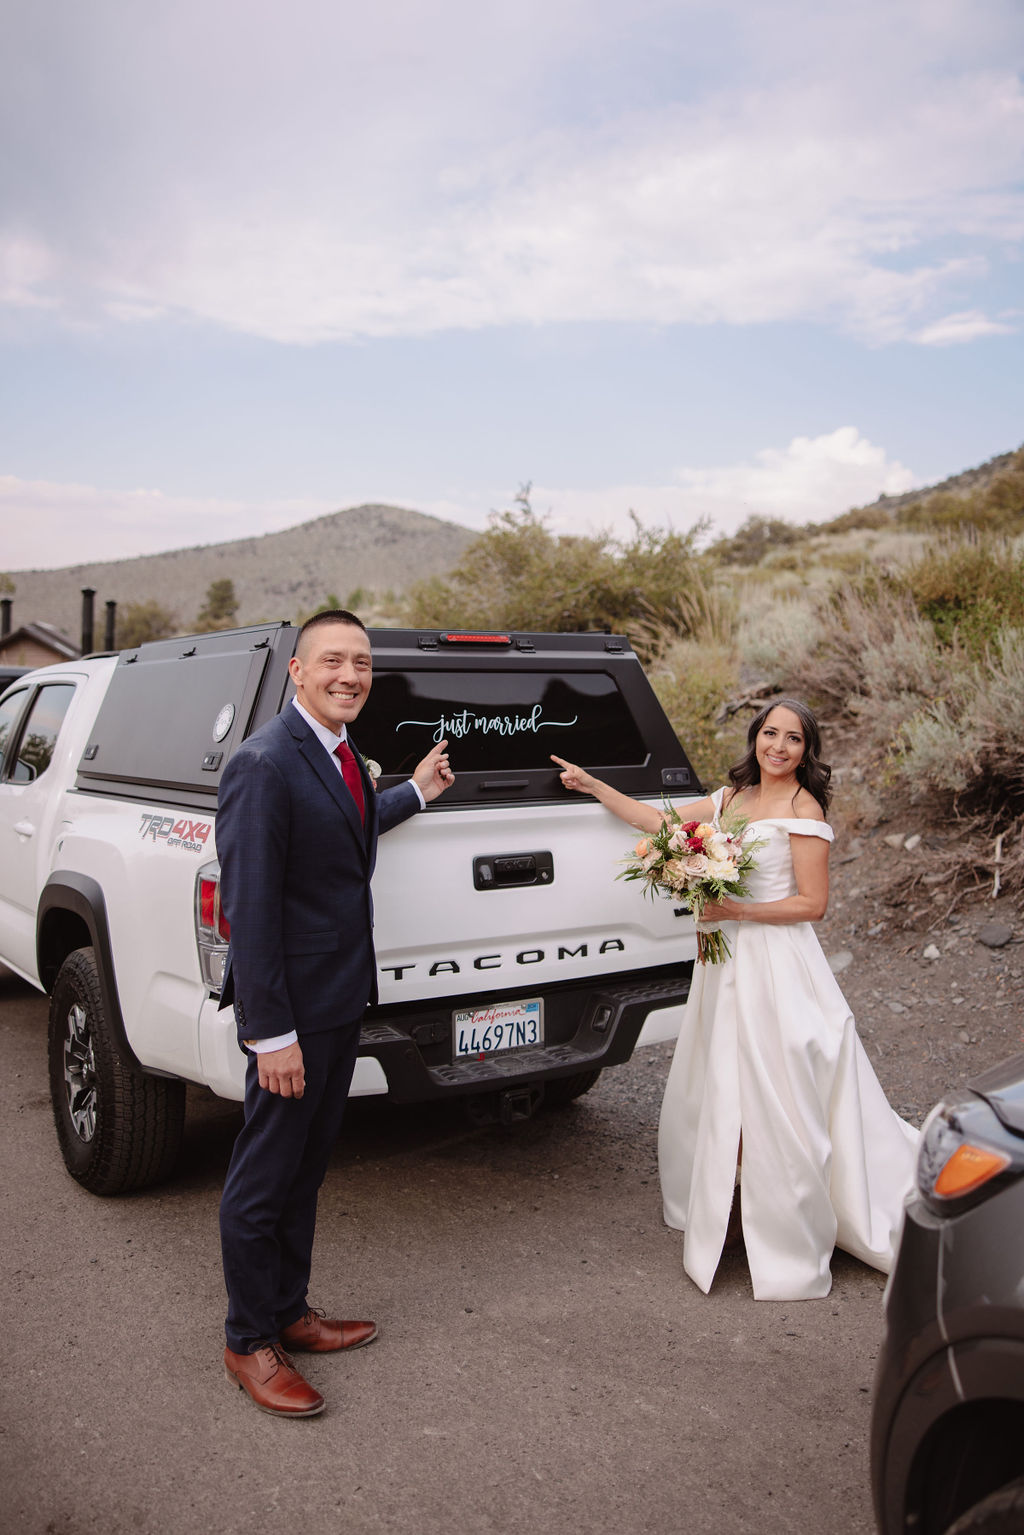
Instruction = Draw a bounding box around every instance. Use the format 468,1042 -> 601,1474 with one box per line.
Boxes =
474,851 -> 554,890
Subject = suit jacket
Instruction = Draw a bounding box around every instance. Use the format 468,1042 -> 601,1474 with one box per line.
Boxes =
215,705 -> 420,1045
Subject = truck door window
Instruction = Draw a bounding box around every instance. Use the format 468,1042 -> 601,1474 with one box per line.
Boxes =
11,684 -> 76,783
0,688 -> 31,779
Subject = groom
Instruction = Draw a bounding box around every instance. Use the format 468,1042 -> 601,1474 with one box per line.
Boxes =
216,609 -> 453,1417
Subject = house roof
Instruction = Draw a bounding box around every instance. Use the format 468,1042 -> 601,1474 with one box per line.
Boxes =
0,622 -> 81,659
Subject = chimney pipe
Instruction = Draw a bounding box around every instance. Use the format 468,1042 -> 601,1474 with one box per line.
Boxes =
104,600 -> 117,651
0,598 -> 10,638
81,587 -> 96,655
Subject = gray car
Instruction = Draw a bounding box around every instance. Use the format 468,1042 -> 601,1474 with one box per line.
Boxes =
871,1051 -> 1024,1534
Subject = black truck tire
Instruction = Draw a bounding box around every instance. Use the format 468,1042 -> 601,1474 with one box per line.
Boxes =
543,1068 -> 603,1108
947,1478 -> 1024,1535
48,946 -> 185,1195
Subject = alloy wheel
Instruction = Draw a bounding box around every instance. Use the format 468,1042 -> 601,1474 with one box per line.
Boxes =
63,1003 -> 97,1141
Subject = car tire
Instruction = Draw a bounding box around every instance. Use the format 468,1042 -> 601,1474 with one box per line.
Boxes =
543,1069 -> 603,1109
48,946 -> 185,1195
946,1476 -> 1024,1535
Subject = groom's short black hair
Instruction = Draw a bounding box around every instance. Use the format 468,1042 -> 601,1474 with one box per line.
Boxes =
295,609 -> 368,655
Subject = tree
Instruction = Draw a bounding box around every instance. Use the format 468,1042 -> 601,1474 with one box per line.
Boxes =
403,486 -> 708,650
195,578 -> 239,632
709,515 -> 807,566
116,599 -> 179,648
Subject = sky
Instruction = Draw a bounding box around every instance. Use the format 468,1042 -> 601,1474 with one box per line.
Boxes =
1,0 -> 1022,571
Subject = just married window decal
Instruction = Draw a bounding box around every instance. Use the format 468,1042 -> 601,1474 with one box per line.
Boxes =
356,669 -> 647,774
395,704 -> 579,745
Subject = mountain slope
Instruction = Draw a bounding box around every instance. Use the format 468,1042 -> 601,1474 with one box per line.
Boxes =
6,504 -> 475,642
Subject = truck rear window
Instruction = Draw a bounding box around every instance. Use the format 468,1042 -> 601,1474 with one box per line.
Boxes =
356,669 -> 647,775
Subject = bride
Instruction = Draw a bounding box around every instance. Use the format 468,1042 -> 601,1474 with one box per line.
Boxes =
552,698 -> 919,1301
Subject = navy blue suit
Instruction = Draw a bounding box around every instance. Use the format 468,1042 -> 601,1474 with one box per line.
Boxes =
216,704 -> 419,1352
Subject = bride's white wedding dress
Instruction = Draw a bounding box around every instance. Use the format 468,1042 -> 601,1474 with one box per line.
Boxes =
658,788 -> 919,1301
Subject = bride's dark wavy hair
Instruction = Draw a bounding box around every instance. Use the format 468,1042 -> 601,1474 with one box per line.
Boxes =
728,696 -> 832,814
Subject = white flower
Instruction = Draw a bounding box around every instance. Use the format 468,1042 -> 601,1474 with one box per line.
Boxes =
365,758 -> 382,787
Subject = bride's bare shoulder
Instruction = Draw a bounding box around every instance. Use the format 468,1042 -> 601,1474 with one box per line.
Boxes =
792,787 -> 826,821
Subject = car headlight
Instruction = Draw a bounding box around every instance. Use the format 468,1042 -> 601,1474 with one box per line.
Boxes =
917,1097 -> 1014,1214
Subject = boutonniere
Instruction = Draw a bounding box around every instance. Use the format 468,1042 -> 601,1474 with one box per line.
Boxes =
364,759 -> 382,790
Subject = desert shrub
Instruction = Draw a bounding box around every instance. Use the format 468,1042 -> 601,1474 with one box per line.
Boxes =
894,698 -> 972,797
896,533 -> 1024,650
900,490 -> 970,531
822,501 -> 897,533
899,453 -> 1024,536
709,516 -> 809,567
809,547 -> 873,576
295,592 -> 345,624
981,456 -> 1024,527
646,637 -> 746,787
632,579 -> 739,658
116,599 -> 179,647
734,589 -> 830,693
743,583 -> 947,757
403,494 -> 708,652
894,628 -> 1024,824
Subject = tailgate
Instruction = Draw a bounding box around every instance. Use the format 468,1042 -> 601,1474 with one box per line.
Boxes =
372,796 -> 698,1004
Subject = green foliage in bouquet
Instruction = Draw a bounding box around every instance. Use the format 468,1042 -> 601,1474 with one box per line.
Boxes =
618,802 -> 765,964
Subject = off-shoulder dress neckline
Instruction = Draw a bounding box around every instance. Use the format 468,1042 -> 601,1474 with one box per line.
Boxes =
710,787 -> 832,834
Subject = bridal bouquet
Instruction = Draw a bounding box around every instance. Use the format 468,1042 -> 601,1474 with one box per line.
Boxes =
619,806 -> 764,965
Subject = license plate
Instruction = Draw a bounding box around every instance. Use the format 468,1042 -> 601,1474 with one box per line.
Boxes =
453,998 -> 543,1058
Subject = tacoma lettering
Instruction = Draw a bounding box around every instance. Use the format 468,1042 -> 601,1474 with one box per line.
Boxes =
380,938 -> 626,979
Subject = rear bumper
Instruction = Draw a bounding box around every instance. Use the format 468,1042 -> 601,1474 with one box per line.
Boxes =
358,962 -> 691,1102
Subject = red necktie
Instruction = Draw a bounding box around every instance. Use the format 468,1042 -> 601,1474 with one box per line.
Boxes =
334,740 -> 365,824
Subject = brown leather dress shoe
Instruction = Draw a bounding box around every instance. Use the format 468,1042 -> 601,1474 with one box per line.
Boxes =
224,1343 -> 325,1417
279,1308 -> 378,1353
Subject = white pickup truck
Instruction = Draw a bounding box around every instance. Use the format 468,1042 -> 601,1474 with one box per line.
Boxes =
0,623 -> 700,1194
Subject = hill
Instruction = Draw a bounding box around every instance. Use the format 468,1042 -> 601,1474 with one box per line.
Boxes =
5,504 -> 475,643
836,447 -> 1019,523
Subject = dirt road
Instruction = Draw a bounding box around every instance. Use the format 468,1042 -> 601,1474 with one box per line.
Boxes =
0,950 -> 947,1535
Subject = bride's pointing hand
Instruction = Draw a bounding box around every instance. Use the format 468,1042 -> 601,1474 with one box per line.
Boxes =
551,755 -> 598,795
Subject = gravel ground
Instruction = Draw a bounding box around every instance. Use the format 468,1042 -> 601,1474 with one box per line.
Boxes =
816,819 -> 1023,1125
2,799 -> 1020,1535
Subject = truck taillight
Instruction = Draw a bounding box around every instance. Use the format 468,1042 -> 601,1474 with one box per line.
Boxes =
198,876 -> 230,940
195,860 -> 229,992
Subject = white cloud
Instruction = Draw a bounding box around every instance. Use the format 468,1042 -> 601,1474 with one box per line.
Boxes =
524,429 -> 916,540
912,308 -> 1017,345
1,1 -> 1021,346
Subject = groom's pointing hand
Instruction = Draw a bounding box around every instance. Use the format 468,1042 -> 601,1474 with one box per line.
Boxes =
413,740 -> 455,803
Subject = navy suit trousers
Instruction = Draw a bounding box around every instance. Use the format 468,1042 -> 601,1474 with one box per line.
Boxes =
219,1025 -> 360,1353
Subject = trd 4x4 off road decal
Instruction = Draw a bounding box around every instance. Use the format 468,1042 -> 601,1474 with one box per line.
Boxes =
139,813 -> 211,851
